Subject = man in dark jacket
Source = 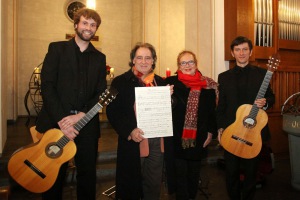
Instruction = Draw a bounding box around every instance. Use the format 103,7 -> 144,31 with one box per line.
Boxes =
106,43 -> 170,200
36,8 -> 106,200
216,36 -> 275,200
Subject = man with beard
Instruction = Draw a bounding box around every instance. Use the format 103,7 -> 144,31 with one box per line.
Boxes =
35,8 -> 106,200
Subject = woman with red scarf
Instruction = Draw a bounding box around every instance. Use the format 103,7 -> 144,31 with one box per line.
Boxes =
106,43 -> 173,200
164,50 -> 218,200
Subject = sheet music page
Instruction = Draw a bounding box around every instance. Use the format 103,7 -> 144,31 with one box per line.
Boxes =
135,86 -> 173,138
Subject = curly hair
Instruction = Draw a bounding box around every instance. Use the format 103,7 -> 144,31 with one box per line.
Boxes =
128,43 -> 157,69
73,8 -> 101,30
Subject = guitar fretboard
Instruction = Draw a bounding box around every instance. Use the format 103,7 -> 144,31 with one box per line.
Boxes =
248,70 -> 273,119
57,103 -> 103,146
54,88 -> 118,148
74,103 -> 103,131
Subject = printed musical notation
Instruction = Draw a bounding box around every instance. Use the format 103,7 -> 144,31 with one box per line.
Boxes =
135,86 -> 173,138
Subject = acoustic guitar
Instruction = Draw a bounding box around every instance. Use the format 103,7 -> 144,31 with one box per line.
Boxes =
8,88 -> 118,193
220,54 -> 280,159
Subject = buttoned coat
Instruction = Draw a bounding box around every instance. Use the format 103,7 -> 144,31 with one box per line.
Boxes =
106,69 -> 166,199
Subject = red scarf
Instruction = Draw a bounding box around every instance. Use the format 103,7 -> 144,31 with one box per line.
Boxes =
177,70 -> 218,148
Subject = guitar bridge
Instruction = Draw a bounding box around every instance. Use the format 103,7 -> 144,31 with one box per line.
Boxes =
24,159 -> 46,179
231,135 -> 253,146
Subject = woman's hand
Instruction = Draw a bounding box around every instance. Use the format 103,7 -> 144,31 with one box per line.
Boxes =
129,128 -> 145,142
167,84 -> 174,95
203,132 -> 213,148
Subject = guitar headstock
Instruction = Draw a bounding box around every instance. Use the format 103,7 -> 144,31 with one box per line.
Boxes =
99,88 -> 118,106
267,53 -> 280,72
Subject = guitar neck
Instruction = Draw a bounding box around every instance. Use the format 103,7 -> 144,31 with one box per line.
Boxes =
53,88 -> 118,149
249,70 -> 273,118
256,70 -> 273,100
57,103 -> 103,147
73,103 -> 103,132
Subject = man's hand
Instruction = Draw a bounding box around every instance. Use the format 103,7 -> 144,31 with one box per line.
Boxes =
59,125 -> 79,140
58,112 -> 85,140
255,98 -> 267,108
129,128 -> 145,142
217,128 -> 224,144
58,112 -> 85,130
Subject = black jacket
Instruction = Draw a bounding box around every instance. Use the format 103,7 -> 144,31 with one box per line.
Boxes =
165,75 -> 217,160
216,64 -> 275,141
36,38 -> 106,138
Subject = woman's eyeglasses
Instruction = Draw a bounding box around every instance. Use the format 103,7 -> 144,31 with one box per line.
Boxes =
180,60 -> 195,66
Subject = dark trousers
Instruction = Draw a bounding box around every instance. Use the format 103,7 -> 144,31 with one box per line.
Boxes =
224,150 -> 259,200
164,137 -> 177,195
175,158 -> 202,200
42,135 -> 99,200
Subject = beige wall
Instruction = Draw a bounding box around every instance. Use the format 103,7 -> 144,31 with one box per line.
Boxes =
143,0 -> 185,77
0,0 -> 4,153
16,0 -> 133,117
14,0 -> 186,118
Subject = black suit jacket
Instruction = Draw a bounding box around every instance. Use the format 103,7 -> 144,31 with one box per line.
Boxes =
216,64 -> 275,141
36,38 -> 107,138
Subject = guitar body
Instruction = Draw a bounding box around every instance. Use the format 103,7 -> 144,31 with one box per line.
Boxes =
221,104 -> 268,159
8,128 -> 76,193
8,88 -> 118,193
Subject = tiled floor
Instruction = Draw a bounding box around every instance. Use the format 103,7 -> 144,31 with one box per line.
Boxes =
1,117 -> 300,200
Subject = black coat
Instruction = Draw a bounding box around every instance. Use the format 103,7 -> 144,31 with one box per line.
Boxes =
216,64 -> 275,141
106,69 -> 166,199
36,38 -> 107,138
165,75 -> 217,160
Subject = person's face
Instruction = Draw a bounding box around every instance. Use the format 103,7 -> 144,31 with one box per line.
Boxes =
75,16 -> 97,42
133,47 -> 154,74
179,53 -> 197,75
231,42 -> 252,67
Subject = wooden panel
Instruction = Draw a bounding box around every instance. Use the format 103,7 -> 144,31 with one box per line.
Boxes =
267,69 -> 300,153
279,40 -> 300,51
268,114 -> 289,153
254,46 -> 276,59
224,0 -> 237,60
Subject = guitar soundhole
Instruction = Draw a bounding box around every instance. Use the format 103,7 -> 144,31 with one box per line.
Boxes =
45,142 -> 63,158
243,116 -> 256,129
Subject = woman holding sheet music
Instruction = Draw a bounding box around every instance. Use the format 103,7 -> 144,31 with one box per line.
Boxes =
164,50 -> 218,200
106,42 -> 173,200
